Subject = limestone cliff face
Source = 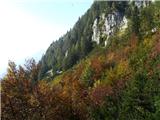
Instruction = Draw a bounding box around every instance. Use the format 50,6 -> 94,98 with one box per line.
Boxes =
92,0 -> 152,46
92,19 -> 100,44
135,0 -> 151,8
92,11 -> 128,46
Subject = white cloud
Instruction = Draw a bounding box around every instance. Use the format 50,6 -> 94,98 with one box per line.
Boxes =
0,0 -> 67,76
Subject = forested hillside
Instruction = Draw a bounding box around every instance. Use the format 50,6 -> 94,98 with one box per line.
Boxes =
1,1 -> 160,120
38,1 -> 129,80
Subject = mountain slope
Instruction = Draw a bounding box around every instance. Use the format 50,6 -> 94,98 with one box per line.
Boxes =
1,1 -> 160,120
38,1 -> 129,80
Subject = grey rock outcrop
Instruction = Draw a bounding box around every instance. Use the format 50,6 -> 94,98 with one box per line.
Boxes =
92,11 -> 128,46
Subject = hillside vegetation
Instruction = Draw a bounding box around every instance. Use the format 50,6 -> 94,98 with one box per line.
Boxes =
1,1 -> 160,120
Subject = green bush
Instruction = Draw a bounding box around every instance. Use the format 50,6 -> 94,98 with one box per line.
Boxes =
81,63 -> 94,87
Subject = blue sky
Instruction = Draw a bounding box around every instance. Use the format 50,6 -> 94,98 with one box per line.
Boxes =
0,0 -> 93,77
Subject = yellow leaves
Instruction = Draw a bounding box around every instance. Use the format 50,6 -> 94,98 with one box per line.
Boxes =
93,80 -> 101,88
37,80 -> 51,96
38,80 -> 48,90
116,60 -> 129,77
51,74 -> 63,87
29,95 -> 39,106
105,60 -> 130,83
143,38 -> 154,49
